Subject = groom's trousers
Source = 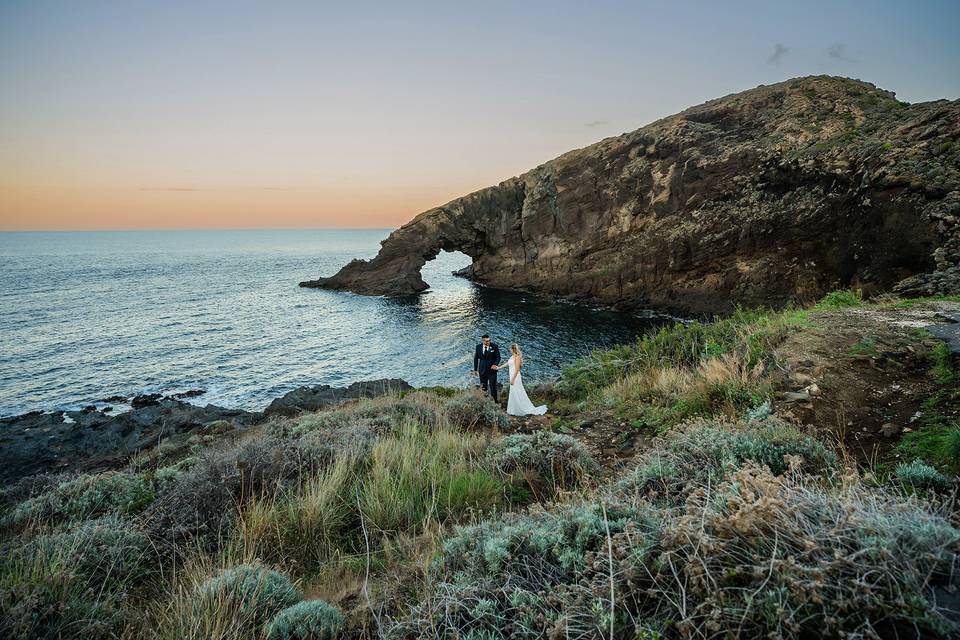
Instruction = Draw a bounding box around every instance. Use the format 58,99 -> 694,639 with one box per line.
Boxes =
478,369 -> 498,402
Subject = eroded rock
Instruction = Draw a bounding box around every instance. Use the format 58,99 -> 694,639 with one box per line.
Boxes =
304,76 -> 960,315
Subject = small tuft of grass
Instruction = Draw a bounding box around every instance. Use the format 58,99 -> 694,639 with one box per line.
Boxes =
814,289 -> 863,309
897,422 -> 960,476
238,456 -> 360,572
896,459 -> 951,491
267,599 -> 344,640
848,336 -> 879,357
929,342 -> 957,384
487,431 -> 599,493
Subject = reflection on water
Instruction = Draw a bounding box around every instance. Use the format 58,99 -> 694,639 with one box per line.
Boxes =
0,231 -> 673,415
366,250 -> 669,389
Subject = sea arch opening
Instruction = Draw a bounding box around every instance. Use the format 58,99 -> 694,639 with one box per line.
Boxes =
419,249 -> 475,291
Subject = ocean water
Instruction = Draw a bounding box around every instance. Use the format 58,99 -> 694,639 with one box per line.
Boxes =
0,229 -> 671,416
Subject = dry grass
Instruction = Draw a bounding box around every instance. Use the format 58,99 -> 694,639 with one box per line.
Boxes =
559,306 -> 805,404
360,422 -> 499,535
642,464 -> 960,638
237,456 -> 359,573
601,352 -> 769,429
145,544 -> 265,640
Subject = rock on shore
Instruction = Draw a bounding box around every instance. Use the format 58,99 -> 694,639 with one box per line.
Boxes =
0,379 -> 411,485
263,379 -> 413,417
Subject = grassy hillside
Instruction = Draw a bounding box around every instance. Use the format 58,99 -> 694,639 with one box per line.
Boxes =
2,293 -> 959,639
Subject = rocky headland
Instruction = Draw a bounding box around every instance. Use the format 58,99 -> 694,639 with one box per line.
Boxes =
302,76 -> 960,314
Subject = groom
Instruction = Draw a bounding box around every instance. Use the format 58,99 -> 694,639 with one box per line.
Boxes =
473,334 -> 501,402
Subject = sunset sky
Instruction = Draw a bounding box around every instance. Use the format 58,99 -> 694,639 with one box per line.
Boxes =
2,1 -> 958,231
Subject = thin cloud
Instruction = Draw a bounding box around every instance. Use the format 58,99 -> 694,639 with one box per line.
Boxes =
137,187 -> 205,192
136,187 -> 296,192
767,43 -> 789,64
584,119 -> 608,127
827,43 -> 856,62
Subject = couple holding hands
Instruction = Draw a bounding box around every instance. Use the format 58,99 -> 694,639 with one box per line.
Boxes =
472,334 -> 547,417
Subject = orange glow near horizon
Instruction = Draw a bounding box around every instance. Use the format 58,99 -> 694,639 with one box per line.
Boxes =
0,180 -> 491,231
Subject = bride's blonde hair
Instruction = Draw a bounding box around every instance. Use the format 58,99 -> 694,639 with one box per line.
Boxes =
511,343 -> 523,369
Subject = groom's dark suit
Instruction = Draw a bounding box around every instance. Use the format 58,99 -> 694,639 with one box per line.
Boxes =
474,342 -> 502,402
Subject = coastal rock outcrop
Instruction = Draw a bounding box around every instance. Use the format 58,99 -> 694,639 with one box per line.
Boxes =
301,76 -> 960,314
0,378 -> 412,485
262,379 -> 413,417
0,399 -> 255,484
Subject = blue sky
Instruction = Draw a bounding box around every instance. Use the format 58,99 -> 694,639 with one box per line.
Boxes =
1,0 -> 958,229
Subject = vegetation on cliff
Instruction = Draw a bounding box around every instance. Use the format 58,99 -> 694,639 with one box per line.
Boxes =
2,293 -> 960,639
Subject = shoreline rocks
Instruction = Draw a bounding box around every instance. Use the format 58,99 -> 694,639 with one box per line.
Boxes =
263,379 -> 413,417
0,378 -> 412,486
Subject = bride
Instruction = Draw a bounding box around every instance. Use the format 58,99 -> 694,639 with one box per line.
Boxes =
493,343 -> 547,416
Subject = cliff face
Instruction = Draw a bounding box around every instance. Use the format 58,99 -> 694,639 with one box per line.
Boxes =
301,76 -> 960,314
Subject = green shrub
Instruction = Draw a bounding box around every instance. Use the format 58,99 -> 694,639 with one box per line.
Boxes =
23,516 -> 156,589
815,288 -> 864,309
389,501 -> 662,639
391,392 -> 446,427
408,385 -> 459,398
444,392 -> 509,430
636,466 -> 960,638
896,459 -> 951,491
152,464 -> 187,493
745,399 -> 772,421
195,564 -> 302,628
615,420 -> 837,504
142,435 -> 333,550
394,463 -> 960,639
0,517 -> 150,640
4,471 -> 155,528
486,431 -> 599,489
290,393 -> 445,439
267,600 -> 344,640
728,421 -> 837,474
0,568 -> 127,640
290,405 -> 390,438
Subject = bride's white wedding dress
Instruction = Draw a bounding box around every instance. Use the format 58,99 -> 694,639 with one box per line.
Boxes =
503,356 -> 547,416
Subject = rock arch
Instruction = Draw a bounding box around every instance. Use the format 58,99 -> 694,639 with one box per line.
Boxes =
300,177 -> 530,295
301,76 -> 959,314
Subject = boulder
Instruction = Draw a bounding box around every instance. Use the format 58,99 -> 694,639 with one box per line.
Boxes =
880,422 -> 902,438
263,379 -> 413,417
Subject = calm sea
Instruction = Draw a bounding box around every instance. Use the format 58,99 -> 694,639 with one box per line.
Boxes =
0,229 -> 670,416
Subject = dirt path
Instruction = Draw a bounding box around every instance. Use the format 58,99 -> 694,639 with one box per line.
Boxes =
772,302 -> 959,467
